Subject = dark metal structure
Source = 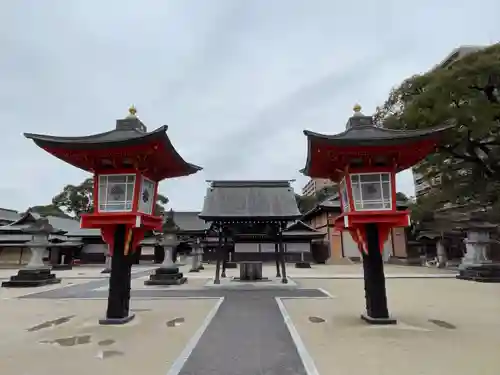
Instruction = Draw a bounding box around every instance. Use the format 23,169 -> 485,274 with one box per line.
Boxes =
199,180 -> 301,284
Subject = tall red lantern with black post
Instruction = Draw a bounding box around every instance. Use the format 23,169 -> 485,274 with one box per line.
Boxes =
300,104 -> 450,324
24,107 -> 202,325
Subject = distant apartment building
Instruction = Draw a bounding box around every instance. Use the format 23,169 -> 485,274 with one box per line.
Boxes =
412,45 -> 487,199
302,178 -> 336,196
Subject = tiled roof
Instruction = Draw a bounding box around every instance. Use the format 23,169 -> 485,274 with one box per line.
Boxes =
0,208 -> 20,223
199,180 -> 301,221
172,211 -> 210,232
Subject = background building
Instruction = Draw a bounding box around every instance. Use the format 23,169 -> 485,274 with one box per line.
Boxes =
302,178 -> 337,196
412,45 -> 486,199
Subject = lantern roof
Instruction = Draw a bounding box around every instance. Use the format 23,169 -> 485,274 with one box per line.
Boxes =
301,104 -> 452,181
24,106 -> 202,181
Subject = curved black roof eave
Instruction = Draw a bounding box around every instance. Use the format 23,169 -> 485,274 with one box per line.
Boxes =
24,125 -> 203,176
302,124 -> 453,142
24,125 -> 168,148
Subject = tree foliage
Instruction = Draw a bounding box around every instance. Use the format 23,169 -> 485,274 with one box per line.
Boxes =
27,204 -> 71,218
295,184 -> 338,214
395,192 -> 409,202
375,44 -> 500,208
51,178 -> 169,218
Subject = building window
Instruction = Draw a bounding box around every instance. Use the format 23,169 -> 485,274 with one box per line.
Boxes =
98,174 -> 136,212
350,173 -> 392,210
340,178 -> 350,212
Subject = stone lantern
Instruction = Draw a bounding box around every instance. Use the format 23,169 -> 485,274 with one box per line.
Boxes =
300,104 -> 451,324
2,218 -> 61,287
456,212 -> 500,282
145,210 -> 186,285
24,106 -> 201,324
189,237 -> 202,272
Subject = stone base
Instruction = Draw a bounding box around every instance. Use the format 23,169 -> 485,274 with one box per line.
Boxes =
225,262 -> 237,269
51,264 -> 73,271
145,267 -> 187,286
1,268 -> 61,288
99,313 -> 136,325
361,314 -> 397,325
295,262 -> 311,268
101,268 -> 111,274
457,263 -> 500,283
232,277 -> 270,283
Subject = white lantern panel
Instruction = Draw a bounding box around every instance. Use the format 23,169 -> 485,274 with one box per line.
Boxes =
350,173 -> 392,211
137,176 -> 156,214
339,178 -> 350,212
98,174 -> 136,212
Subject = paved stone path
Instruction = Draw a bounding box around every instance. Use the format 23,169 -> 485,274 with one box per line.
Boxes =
23,274 -> 327,375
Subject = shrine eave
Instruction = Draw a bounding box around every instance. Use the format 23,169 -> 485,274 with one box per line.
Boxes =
300,124 -> 452,179
24,126 -> 202,179
302,124 -> 452,146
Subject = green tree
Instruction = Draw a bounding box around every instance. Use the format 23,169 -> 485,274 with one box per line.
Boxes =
375,44 -> 500,208
28,204 -> 71,218
395,192 -> 409,202
52,178 -> 169,218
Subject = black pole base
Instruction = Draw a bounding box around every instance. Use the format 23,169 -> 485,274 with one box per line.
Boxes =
281,278 -> 288,284
189,268 -> 200,273
104,224 -> 133,324
295,262 -> 311,268
144,267 -> 187,286
51,264 -> 73,271
99,313 -> 136,325
361,314 -> 397,325
197,264 -> 204,270
213,279 -> 221,284
362,223 -> 392,322
101,268 -> 111,274
2,268 -> 61,288
221,272 -> 226,278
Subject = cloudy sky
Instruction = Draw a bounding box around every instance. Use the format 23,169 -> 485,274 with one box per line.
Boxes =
1,0 -> 499,212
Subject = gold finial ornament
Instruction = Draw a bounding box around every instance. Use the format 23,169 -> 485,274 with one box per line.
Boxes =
128,105 -> 137,117
353,104 -> 362,113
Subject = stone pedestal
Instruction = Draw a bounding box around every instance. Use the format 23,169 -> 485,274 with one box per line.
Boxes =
457,230 -> 500,282
145,246 -> 187,285
189,253 -> 199,272
295,252 -> 311,268
176,253 -> 187,266
436,240 -> 447,268
2,247 -> 61,287
225,251 -> 237,268
51,249 -> 73,270
197,248 -> 204,270
239,261 -> 263,281
101,252 -> 112,274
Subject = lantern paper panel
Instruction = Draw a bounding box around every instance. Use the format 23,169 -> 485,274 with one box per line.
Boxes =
137,176 -> 156,215
98,174 -> 136,212
350,172 -> 392,211
339,178 -> 350,212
